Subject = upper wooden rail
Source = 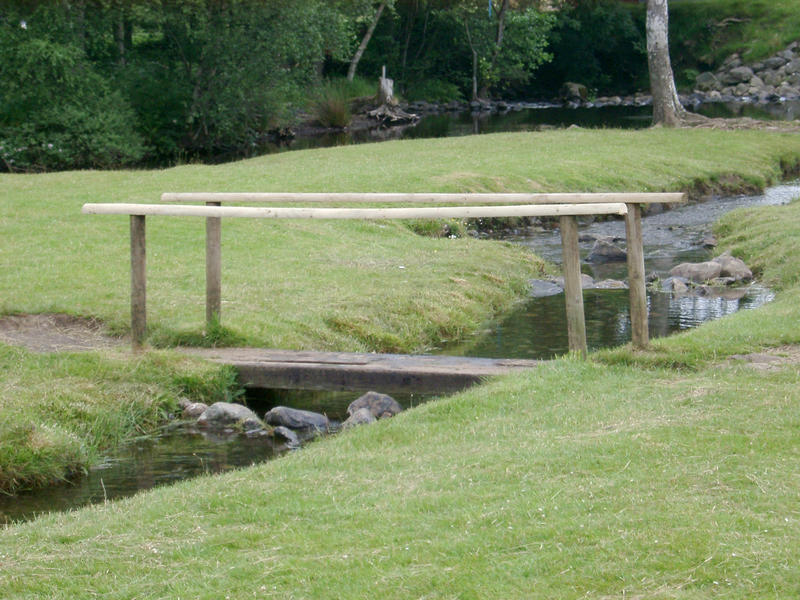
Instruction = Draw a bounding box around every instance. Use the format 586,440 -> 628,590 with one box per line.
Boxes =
160,192 -> 686,205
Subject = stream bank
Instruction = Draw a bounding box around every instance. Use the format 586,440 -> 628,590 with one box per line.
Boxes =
3,183 -> 796,525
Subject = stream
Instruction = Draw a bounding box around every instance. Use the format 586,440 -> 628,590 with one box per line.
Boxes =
2,183 -> 798,525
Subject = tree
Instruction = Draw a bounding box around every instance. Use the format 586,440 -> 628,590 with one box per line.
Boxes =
347,1 -> 389,81
646,0 -> 686,126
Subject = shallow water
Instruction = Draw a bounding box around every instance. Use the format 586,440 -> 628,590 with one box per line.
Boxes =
448,184 -> 798,359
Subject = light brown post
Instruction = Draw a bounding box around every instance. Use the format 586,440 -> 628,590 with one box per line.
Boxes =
559,215 -> 587,358
130,215 -> 147,350
206,202 -> 222,326
625,203 -> 649,349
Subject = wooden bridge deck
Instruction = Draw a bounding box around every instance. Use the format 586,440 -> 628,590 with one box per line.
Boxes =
182,348 -> 541,394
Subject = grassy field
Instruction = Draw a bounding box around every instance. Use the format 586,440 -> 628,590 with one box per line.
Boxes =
1,127 -> 800,589
1,189 -> 799,598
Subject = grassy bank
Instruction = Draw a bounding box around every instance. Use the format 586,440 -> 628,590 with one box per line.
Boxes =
1,128 -> 799,496
0,347 -> 240,495
1,193 -> 799,597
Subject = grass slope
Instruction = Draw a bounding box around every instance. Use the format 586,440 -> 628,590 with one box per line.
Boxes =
0,131 -> 799,596
1,197 -> 799,598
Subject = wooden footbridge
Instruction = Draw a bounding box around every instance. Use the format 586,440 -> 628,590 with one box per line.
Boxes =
82,191 -> 685,393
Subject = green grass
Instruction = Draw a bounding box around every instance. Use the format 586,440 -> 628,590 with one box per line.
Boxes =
1,130 -> 800,596
2,204 -> 800,595
0,346 -> 240,494
1,128 -> 800,493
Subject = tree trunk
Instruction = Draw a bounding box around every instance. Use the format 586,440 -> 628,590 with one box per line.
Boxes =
347,1 -> 387,82
647,0 -> 686,127
464,18 -> 479,101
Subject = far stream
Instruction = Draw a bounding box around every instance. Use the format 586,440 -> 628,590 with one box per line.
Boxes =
2,183 -> 798,525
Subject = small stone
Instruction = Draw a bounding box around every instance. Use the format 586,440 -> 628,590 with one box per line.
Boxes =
264,406 -> 329,431
197,402 -> 264,430
587,239 -> 627,263
182,402 -> 209,419
347,391 -> 403,419
342,407 -> 377,429
669,261 -> 723,283
712,251 -> 753,282
273,426 -> 301,447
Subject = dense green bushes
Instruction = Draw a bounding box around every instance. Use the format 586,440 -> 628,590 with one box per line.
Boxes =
0,1 -> 353,170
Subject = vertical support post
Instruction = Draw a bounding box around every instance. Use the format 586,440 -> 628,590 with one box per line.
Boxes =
625,203 -> 649,349
206,201 -> 222,328
130,214 -> 147,350
559,215 -> 587,358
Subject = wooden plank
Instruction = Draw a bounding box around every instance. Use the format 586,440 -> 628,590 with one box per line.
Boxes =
559,215 -> 587,358
160,192 -> 686,205
206,202 -> 222,326
625,203 -> 649,349
82,202 -> 629,219
130,215 -> 146,350
182,348 -> 540,393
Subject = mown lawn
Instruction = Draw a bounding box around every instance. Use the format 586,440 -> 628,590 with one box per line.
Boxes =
1,128 -> 799,596
1,195 -> 799,597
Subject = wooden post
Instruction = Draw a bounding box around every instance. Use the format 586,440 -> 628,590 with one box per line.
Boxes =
625,203 -> 649,349
130,215 -> 146,350
559,215 -> 587,358
206,201 -> 222,327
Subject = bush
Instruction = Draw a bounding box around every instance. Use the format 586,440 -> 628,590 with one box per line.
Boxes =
0,30 -> 145,172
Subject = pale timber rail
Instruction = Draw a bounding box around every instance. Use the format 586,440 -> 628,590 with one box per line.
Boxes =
82,192 -> 686,378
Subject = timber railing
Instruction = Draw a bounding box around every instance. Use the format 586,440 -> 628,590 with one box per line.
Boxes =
82,192 -> 686,355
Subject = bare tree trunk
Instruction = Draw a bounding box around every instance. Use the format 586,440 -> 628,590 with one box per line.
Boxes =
647,0 -> 686,127
347,1 -> 387,82
464,18 -> 479,100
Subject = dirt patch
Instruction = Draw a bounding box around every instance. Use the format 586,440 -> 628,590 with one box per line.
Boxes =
0,314 -> 125,353
728,345 -> 800,371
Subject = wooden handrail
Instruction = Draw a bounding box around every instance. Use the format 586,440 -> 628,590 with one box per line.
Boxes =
159,191 -> 686,205
84,193 -> 671,354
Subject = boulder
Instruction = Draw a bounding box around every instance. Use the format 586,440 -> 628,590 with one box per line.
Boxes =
695,72 -> 720,92
560,82 -> 588,102
763,56 -> 788,70
669,261 -> 722,283
264,406 -> 330,431
529,279 -> 564,297
712,251 -> 753,282
272,426 -> 301,447
721,66 -> 754,85
182,402 -> 209,419
197,402 -> 263,431
786,59 -> 800,75
342,407 -> 377,429
661,276 -> 690,294
587,239 -> 627,263
347,391 -> 403,419
777,84 -> 800,98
